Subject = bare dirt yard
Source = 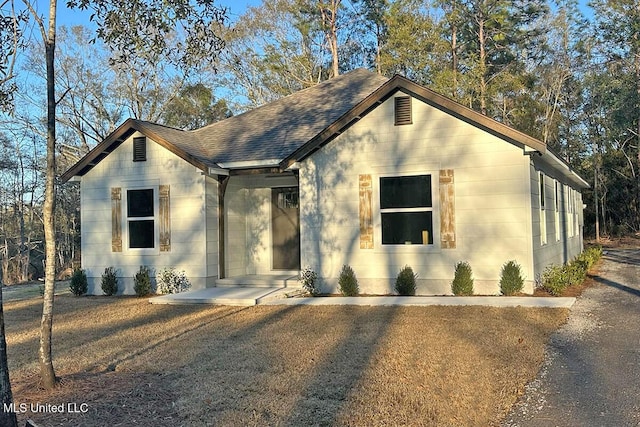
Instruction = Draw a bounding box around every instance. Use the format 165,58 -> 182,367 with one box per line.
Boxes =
2,294 -> 570,427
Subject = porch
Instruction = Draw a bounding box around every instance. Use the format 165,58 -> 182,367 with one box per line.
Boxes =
149,274 -> 303,306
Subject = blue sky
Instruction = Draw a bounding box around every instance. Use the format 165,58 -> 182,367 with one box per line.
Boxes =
53,0 -> 262,27
51,0 -> 594,28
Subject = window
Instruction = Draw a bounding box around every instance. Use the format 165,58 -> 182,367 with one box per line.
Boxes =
539,172 -> 547,245
394,96 -> 412,125
127,189 -> 154,248
133,137 -> 147,162
554,180 -> 560,241
380,175 -> 433,245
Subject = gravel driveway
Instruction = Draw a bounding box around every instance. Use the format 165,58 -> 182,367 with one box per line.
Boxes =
503,248 -> 640,427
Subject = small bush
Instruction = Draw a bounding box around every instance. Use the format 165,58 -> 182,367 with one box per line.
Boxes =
338,265 -> 359,296
500,260 -> 525,296
395,265 -> 417,296
133,265 -> 152,297
157,267 -> 191,294
542,264 -> 568,296
69,268 -> 88,296
299,266 -> 319,296
451,261 -> 474,296
101,267 -> 119,296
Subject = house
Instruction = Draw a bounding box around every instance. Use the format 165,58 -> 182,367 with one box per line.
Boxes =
60,69 -> 588,295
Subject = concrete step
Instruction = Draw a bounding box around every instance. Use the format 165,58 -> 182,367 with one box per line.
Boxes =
215,274 -> 300,288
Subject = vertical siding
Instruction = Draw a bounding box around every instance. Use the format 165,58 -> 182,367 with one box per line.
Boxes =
80,133 -> 208,294
299,94 -> 534,295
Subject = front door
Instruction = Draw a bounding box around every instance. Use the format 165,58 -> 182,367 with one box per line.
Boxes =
271,187 -> 300,270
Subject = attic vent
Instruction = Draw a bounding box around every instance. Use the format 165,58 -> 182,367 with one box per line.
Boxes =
394,96 -> 412,126
133,137 -> 147,162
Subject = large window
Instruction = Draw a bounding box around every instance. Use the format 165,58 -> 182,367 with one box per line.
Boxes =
127,189 -> 155,248
380,175 -> 433,245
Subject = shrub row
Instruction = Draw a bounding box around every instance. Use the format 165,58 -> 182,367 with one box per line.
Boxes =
541,246 -> 603,296
300,264 -> 419,297
298,247 -> 602,298
68,265 -> 191,297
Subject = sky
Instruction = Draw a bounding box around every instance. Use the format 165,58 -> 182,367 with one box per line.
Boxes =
49,0 -> 594,29
52,0 -> 262,28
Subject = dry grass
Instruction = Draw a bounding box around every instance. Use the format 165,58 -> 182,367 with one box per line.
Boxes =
4,295 -> 568,426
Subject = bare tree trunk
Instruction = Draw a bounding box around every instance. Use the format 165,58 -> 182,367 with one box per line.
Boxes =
595,162 -> 600,243
39,0 -> 58,390
451,23 -> 458,97
0,279 -> 18,427
320,0 -> 340,78
477,5 -> 487,115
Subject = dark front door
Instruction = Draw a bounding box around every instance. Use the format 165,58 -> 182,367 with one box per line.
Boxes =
272,187 -> 300,270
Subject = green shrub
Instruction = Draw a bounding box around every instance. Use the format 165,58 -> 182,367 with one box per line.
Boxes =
451,261 -> 474,296
338,265 -> 359,296
579,245 -> 603,269
500,260 -> 525,296
133,265 -> 152,297
395,265 -> 417,296
157,267 -> 191,294
69,268 -> 88,296
101,267 -> 119,296
299,266 -> 319,296
567,259 -> 588,286
541,264 -> 568,296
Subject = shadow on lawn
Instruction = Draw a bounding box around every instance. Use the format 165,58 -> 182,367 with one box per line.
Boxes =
170,303 -> 400,426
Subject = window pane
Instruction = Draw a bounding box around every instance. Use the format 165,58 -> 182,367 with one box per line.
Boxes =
127,189 -> 154,217
381,212 -> 433,245
129,220 -> 154,248
380,175 -> 431,208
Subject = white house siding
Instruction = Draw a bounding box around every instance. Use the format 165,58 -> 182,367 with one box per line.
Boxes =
299,93 -> 535,295
80,132 -> 210,294
224,174 -> 298,276
530,161 -> 584,282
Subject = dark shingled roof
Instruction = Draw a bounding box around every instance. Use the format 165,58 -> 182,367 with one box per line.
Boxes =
193,68 -> 389,164
61,68 -> 587,188
60,69 -> 389,181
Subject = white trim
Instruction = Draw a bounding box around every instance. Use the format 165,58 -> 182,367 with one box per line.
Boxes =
208,167 -> 229,176
374,171 -> 439,251
218,159 -> 281,169
123,185 -> 160,255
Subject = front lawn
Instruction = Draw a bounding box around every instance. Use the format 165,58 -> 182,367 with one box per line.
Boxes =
4,295 -> 567,426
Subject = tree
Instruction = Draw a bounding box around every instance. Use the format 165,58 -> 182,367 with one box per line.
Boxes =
162,83 -> 232,130
218,0 -> 327,108
2,0 -> 229,392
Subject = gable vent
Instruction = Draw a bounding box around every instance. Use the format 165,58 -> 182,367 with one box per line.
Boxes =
394,96 -> 412,126
133,137 -> 147,162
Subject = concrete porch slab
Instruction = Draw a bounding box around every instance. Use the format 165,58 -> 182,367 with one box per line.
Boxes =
148,287 -> 292,306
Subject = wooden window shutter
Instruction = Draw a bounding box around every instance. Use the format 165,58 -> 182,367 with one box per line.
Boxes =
111,187 -> 122,252
359,174 -> 373,249
394,96 -> 412,125
439,170 -> 456,249
159,185 -> 171,252
133,137 -> 146,162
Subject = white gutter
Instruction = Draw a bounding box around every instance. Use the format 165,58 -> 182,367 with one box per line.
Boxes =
217,159 -> 281,169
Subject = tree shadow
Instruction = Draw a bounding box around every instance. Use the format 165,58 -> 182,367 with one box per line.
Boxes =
589,274 -> 640,298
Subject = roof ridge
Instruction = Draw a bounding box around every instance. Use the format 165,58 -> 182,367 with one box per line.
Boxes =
137,120 -> 194,133
193,68 -> 386,135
